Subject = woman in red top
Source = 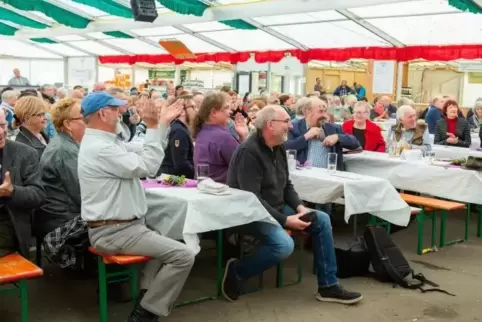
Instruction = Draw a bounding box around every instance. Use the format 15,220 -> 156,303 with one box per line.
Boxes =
342,101 -> 386,152
434,100 -> 471,147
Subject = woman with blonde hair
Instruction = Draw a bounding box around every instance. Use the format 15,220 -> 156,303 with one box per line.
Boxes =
14,96 -> 49,159
37,97 -> 86,258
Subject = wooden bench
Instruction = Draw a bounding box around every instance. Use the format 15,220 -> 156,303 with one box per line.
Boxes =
88,247 -> 151,322
368,207 -> 421,234
0,253 -> 43,322
399,193 -> 466,255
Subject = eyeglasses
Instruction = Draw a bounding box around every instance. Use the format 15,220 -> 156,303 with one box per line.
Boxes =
354,111 -> 369,116
271,119 -> 291,124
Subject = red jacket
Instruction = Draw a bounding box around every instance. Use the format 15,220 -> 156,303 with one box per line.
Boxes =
342,120 -> 386,152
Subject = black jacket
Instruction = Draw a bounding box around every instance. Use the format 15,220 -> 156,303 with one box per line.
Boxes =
2,140 -> 46,257
227,133 -> 302,226
158,120 -> 194,178
434,118 -> 471,148
15,126 -> 49,160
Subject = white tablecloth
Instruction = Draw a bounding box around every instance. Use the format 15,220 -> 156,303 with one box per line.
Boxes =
431,145 -> 482,159
290,168 -> 411,227
144,187 -> 278,253
344,151 -> 482,204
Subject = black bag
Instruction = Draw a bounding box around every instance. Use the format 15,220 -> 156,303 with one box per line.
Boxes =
364,226 -> 455,296
334,237 -> 370,278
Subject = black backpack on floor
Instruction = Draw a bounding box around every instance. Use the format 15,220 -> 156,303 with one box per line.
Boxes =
363,226 -> 455,296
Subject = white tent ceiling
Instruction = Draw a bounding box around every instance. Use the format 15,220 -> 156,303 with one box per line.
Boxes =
0,0 -> 480,59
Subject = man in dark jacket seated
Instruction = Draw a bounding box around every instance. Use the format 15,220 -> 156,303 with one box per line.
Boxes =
225,105 -> 362,305
0,109 -> 46,258
285,96 -> 360,170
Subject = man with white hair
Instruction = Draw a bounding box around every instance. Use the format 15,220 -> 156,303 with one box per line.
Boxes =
78,92 -> 193,322
0,90 -> 18,130
389,105 -> 431,151
285,96 -> 360,170
225,105 -> 362,305
56,87 -> 69,100
8,68 -> 30,86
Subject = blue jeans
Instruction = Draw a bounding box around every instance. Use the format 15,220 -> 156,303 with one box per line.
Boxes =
234,206 -> 338,288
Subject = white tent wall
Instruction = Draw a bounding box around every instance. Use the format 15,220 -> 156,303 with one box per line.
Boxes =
134,68 -> 149,85
67,57 -> 97,87
462,73 -> 482,108
188,70 -> 234,89
0,58 -> 64,86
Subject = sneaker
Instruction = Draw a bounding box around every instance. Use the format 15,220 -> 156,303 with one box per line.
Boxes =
316,285 -> 363,305
222,258 -> 242,302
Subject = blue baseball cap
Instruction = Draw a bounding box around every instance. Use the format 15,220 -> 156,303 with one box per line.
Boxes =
81,92 -> 126,117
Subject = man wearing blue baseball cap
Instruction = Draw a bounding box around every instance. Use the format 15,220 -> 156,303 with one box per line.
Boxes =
78,93 -> 190,322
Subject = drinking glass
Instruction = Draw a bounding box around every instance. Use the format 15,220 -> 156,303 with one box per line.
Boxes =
424,151 -> 435,164
286,150 -> 297,171
327,153 -> 337,174
196,164 -> 210,183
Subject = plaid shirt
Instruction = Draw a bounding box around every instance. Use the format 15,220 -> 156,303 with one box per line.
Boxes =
42,216 -> 88,268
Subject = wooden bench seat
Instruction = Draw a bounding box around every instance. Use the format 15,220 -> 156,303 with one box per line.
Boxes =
400,193 -> 468,255
400,193 -> 465,211
88,247 -> 150,265
0,253 -> 43,284
0,253 -> 43,322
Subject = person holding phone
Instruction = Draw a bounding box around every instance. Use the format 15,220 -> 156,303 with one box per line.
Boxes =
225,105 -> 362,306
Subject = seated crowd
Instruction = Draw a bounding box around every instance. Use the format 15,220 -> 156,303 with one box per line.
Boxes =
0,81 -> 481,321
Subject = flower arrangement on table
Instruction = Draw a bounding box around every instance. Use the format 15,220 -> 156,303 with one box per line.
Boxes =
161,175 -> 186,186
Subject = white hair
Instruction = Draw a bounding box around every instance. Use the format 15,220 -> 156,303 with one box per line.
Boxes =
40,84 -> 53,92
254,105 -> 280,130
57,87 -> 69,96
397,97 -> 412,107
294,97 -> 313,116
396,105 -> 415,120
354,101 -> 371,113
345,94 -> 358,105
1,90 -> 18,101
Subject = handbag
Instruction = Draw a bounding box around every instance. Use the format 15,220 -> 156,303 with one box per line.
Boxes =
334,237 -> 370,278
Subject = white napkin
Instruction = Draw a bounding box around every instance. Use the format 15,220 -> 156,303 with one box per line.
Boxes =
197,178 -> 230,195
400,149 -> 423,161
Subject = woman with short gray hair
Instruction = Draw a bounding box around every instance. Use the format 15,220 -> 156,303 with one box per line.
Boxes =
468,99 -> 482,129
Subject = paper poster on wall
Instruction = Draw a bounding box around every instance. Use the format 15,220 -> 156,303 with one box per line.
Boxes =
372,61 -> 395,94
238,74 -> 250,94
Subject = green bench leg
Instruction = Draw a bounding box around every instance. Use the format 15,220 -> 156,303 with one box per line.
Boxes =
439,209 -> 465,248
416,210 -> 426,255
430,210 -> 436,248
465,204 -> 471,241
276,235 -> 303,288
130,264 -> 139,304
368,215 -> 391,233
19,279 -> 28,322
97,257 -> 108,322
216,229 -> 223,298
439,210 -> 448,248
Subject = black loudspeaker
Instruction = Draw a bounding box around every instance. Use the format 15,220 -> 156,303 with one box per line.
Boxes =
130,0 -> 158,23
